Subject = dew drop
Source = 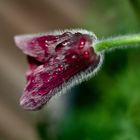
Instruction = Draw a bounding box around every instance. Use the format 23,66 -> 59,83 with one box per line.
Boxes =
53,72 -> 58,78
62,41 -> 68,46
45,40 -> 48,47
71,54 -> 77,59
45,44 -> 48,47
83,51 -> 89,58
78,38 -> 86,49
65,53 -> 79,64
58,65 -> 63,72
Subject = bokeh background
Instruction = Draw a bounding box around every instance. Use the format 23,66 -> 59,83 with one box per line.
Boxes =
0,0 -> 140,140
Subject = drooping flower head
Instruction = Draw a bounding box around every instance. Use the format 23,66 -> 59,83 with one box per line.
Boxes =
14,29 -> 103,110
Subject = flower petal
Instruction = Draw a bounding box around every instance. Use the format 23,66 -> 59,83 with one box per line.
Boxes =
14,32 -> 72,62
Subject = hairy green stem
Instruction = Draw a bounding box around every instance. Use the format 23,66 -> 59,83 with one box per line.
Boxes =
94,34 -> 140,52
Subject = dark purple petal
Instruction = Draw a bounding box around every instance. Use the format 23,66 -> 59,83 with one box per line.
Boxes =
14,32 -> 72,62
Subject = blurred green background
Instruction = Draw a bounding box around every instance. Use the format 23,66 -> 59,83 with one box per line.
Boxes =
0,0 -> 140,140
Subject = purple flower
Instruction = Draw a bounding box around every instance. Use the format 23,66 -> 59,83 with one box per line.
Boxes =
14,29 -> 102,110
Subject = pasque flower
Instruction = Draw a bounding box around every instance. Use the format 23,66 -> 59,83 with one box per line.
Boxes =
14,29 -> 102,110
14,29 -> 140,111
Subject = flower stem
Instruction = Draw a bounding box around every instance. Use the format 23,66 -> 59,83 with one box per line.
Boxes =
94,33 -> 140,52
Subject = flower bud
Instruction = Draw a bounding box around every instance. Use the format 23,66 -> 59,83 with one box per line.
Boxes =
14,29 -> 103,110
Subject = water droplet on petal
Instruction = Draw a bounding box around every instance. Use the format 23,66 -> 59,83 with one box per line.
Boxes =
83,51 -> 89,58
79,37 -> 86,49
53,72 -> 58,78
58,65 -> 63,72
71,54 -> 77,59
62,41 -> 68,46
